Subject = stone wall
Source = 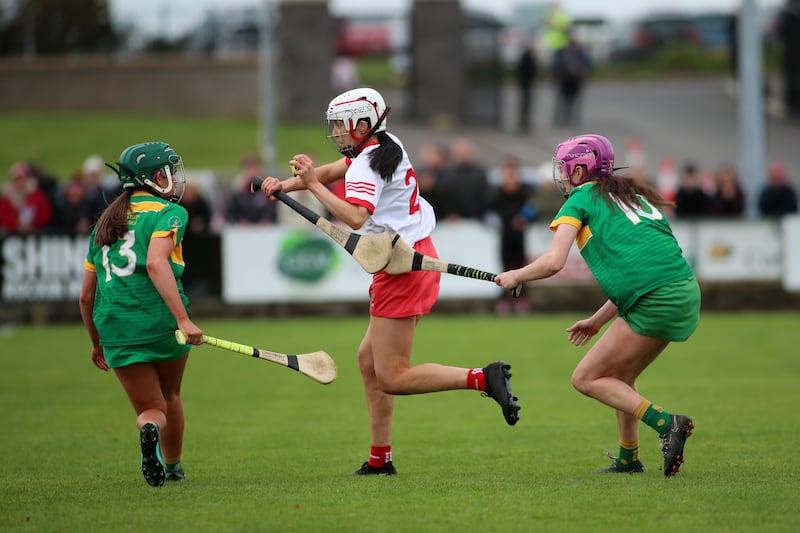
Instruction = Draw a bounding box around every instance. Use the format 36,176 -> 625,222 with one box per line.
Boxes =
0,54 -> 260,119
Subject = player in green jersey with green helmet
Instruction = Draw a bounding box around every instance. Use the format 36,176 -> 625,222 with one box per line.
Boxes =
79,141 -> 204,487
495,134 -> 699,477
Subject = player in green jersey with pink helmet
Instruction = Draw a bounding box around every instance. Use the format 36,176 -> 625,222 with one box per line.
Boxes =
79,141 -> 204,487
495,134 -> 699,477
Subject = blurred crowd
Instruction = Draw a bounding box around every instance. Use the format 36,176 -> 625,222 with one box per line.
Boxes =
1,141 -> 797,240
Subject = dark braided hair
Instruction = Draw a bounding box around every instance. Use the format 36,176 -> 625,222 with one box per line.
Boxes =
368,131 -> 403,182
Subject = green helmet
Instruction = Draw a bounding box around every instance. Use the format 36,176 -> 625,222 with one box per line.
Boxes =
115,141 -> 186,202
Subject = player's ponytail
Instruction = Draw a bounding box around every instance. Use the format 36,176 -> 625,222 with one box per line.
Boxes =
369,131 -> 402,182
94,189 -> 133,246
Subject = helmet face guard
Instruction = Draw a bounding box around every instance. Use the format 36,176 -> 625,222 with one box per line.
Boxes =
551,134 -> 616,197
325,88 -> 389,158
113,142 -> 186,203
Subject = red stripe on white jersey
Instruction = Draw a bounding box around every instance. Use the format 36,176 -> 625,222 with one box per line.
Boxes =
346,181 -> 376,194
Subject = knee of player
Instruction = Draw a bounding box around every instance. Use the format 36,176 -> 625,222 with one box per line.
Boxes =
570,369 -> 593,396
375,372 -> 406,395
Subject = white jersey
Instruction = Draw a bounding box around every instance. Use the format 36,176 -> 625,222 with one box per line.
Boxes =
344,133 -> 436,245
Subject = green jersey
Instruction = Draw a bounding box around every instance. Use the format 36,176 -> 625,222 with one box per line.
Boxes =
550,182 -> 694,315
84,191 -> 190,346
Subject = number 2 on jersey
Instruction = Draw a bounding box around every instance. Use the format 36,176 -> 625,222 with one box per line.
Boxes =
405,169 -> 421,215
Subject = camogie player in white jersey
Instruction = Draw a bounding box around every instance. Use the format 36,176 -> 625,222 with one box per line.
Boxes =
258,87 -> 520,475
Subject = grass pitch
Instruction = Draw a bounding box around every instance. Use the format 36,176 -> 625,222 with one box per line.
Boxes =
1,312 -> 798,532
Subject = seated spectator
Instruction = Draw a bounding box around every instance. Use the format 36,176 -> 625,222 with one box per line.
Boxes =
227,153 -> 277,225
758,162 -> 798,217
182,179 -> 214,235
709,162 -> 745,217
675,162 -> 710,218
0,161 -> 54,235
54,172 -> 92,235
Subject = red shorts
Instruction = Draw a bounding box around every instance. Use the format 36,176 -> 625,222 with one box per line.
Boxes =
369,236 -> 441,318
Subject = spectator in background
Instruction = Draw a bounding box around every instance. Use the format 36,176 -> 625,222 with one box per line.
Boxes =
530,176 -> 565,223
778,0 -> 800,118
0,161 -> 53,235
758,162 -> 798,217
674,162 -> 709,218
629,165 -> 654,189
542,2 -> 573,57
438,138 -> 490,221
489,156 -> 536,315
227,153 -> 277,225
551,30 -> 592,127
181,179 -> 214,235
416,143 -> 451,219
709,162 -> 745,217
83,155 -> 119,223
516,41 -> 539,133
28,161 -> 60,209
54,172 -> 93,235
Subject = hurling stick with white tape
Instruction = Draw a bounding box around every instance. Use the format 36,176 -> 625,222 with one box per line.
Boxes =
175,330 -> 337,385
250,176 -> 392,274
384,233 -> 522,298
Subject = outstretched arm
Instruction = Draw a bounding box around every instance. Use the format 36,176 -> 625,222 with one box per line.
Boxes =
495,223 -> 577,290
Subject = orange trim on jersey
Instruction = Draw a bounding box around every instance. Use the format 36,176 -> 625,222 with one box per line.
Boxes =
549,215 -> 581,232
152,229 -> 185,266
172,243 -> 185,267
131,201 -> 168,213
575,226 -> 593,249
550,215 -> 592,250
84,259 -> 96,272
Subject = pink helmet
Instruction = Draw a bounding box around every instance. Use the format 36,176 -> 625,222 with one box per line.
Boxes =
552,134 -> 616,196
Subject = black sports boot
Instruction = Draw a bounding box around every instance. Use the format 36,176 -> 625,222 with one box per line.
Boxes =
659,414 -> 694,476
140,423 -> 166,487
353,461 -> 397,476
482,361 -> 520,426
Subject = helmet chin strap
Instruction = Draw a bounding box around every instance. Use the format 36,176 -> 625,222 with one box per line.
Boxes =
349,106 -> 391,156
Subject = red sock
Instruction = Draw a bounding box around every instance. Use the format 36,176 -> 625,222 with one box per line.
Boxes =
368,445 -> 392,468
467,368 -> 486,391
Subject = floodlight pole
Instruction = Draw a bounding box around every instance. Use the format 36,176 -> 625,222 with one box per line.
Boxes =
259,0 -> 279,171
738,0 -> 766,219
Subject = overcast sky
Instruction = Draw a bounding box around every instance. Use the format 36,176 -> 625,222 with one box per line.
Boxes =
108,0 -> 784,37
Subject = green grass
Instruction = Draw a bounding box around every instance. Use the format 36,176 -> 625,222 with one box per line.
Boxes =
1,312 -> 798,531
0,112 -> 333,184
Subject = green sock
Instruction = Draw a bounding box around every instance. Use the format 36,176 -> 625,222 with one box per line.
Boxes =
639,402 -> 672,435
165,461 -> 182,473
617,440 -> 640,469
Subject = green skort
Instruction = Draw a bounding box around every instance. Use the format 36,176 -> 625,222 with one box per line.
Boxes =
621,277 -> 701,342
104,335 -> 191,369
